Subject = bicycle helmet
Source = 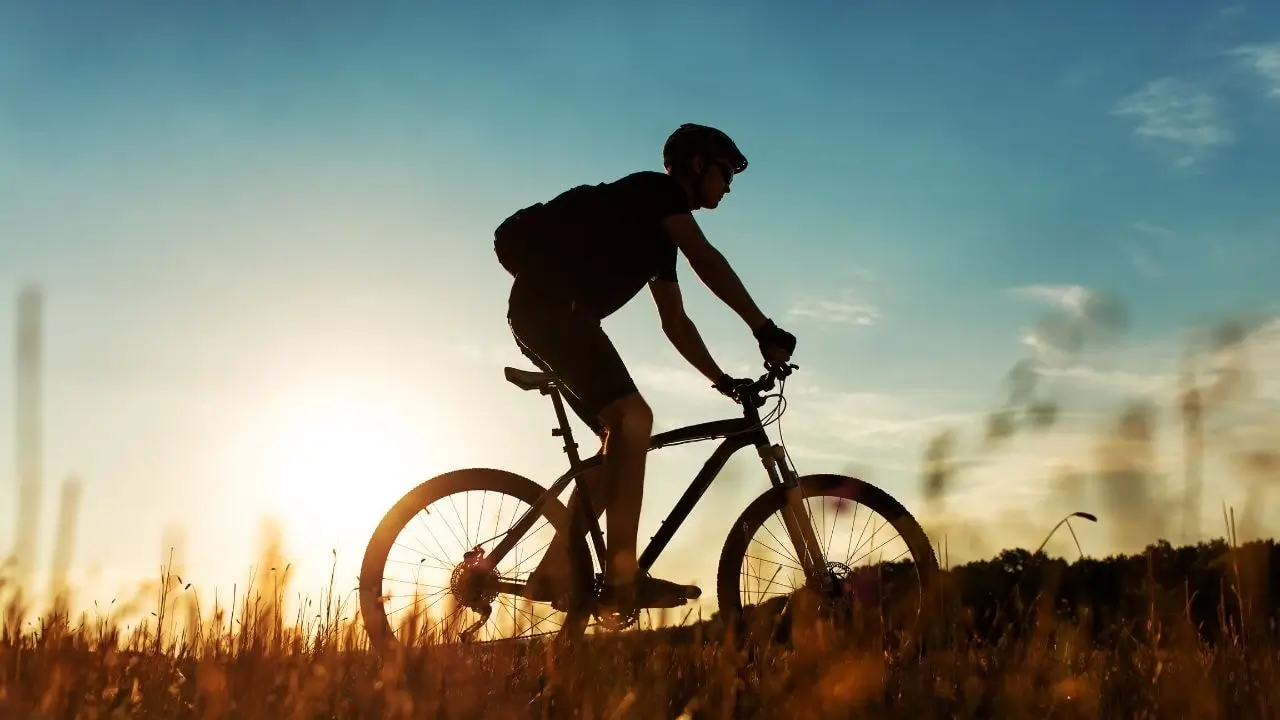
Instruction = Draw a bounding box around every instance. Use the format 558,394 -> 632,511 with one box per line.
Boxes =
662,123 -> 748,175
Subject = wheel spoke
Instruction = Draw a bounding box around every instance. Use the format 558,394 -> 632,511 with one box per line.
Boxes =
360,471 -> 588,653
723,476 -> 937,637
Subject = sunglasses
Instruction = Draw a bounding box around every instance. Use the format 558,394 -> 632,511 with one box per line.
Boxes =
712,160 -> 735,186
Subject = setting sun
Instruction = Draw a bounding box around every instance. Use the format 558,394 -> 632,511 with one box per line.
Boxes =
262,381 -> 422,557
5,0 -> 1280,714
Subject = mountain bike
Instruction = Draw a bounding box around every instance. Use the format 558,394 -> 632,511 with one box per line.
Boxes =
358,362 -> 939,654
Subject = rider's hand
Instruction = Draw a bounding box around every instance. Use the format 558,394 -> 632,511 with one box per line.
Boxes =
752,319 -> 796,366
712,373 -> 754,402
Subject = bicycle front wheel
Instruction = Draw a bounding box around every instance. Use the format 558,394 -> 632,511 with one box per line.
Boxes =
359,468 -> 592,656
716,473 -> 939,640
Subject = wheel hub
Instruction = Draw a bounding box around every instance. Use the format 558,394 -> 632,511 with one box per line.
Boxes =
820,561 -> 853,606
449,548 -> 498,607
823,560 -> 888,611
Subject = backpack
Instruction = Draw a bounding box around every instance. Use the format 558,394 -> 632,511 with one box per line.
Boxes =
493,184 -> 602,276
494,201 -> 552,276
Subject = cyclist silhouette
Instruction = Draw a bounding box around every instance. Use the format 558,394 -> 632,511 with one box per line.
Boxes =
494,123 -> 797,615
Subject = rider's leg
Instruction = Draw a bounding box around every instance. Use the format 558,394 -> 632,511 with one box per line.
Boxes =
508,289 -> 692,608
517,346 -> 609,587
508,292 -> 625,592
594,392 -> 653,588
527,443 -> 605,586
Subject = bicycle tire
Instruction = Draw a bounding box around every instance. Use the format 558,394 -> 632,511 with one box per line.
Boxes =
715,473 -> 939,634
359,468 -> 593,656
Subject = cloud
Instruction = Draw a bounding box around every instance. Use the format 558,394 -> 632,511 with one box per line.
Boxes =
1218,4 -> 1246,20
1124,222 -> 1170,278
1112,77 -> 1233,169
1059,64 -> 1097,89
1036,364 -> 1175,398
1010,284 -> 1129,362
1227,42 -> 1280,98
1011,284 -> 1093,314
1241,317 -> 1280,398
788,389 -> 979,451
1013,313 -> 1179,400
1131,221 -> 1173,238
1125,243 -> 1164,278
1013,285 -> 1107,358
630,363 -> 713,399
1026,313 -> 1280,406
1020,327 -> 1068,362
839,265 -> 880,284
787,289 -> 881,327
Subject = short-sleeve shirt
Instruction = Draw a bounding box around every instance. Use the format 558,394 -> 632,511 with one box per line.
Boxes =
521,171 -> 692,320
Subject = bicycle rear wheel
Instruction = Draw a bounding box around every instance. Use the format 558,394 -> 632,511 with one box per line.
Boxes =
716,473 -> 939,642
359,468 -> 592,656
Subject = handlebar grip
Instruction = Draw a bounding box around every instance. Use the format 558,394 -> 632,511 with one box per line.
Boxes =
767,361 -> 797,379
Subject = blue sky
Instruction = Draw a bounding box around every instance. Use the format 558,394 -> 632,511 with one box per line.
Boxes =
2,1 -> 1278,615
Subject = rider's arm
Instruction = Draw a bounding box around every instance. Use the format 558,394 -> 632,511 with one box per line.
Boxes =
661,213 -> 769,332
649,279 -> 725,383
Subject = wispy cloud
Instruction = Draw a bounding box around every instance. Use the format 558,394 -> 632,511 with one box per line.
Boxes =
630,363 -> 712,399
1010,285 -> 1140,385
1059,63 -> 1097,90
787,288 -> 881,327
1126,222 -> 1171,277
1131,220 -> 1173,238
1037,364 -> 1175,397
1124,244 -> 1164,278
1227,42 -> 1280,98
1010,284 -> 1093,314
1112,77 -> 1233,170
1243,317 -> 1280,398
786,388 -> 980,451
1218,4 -> 1246,20
1026,312 -> 1280,404
1011,284 -> 1097,362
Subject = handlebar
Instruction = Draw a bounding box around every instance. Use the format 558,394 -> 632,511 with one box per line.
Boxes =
733,362 -> 798,409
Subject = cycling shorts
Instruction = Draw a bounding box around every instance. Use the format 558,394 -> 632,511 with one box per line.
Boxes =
506,278 -> 638,437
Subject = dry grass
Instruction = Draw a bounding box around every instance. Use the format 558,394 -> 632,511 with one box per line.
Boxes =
2,544 -> 1278,720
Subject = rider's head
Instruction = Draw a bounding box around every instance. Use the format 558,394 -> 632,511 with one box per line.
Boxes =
662,123 -> 747,210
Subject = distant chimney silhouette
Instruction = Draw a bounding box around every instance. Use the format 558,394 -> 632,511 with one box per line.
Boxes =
14,285 -> 43,593
48,476 -> 83,607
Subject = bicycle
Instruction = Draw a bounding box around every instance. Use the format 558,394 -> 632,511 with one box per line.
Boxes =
358,361 -> 939,654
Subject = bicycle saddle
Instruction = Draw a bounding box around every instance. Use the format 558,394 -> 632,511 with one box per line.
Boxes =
503,366 -> 556,392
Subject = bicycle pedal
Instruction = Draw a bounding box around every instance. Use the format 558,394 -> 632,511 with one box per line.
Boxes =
678,584 -> 702,600
641,584 -> 701,609
598,578 -> 704,611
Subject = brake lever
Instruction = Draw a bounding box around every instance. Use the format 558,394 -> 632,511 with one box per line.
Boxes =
765,361 -> 798,380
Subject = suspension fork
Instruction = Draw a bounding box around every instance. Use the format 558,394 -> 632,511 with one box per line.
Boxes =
756,441 -> 829,586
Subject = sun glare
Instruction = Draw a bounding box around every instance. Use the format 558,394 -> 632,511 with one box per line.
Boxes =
265,388 -> 421,557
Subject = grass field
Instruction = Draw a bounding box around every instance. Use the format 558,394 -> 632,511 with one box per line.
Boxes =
3,537 -> 1277,719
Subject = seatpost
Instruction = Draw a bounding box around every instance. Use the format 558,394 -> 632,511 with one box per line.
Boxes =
543,386 -> 583,466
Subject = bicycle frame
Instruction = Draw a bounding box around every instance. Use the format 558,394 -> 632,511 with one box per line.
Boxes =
552,416 -> 768,574
483,370 -> 830,589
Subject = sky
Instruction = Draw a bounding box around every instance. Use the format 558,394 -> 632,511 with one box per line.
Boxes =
1,1 -> 1279,620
